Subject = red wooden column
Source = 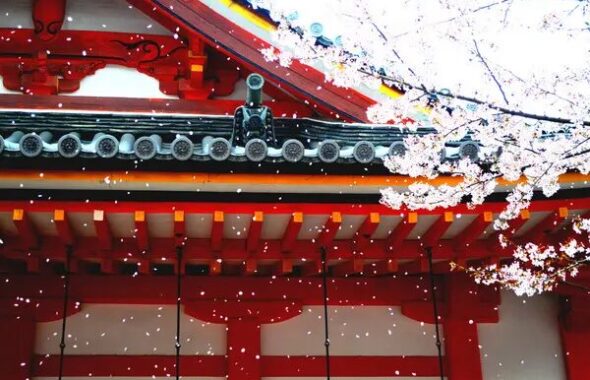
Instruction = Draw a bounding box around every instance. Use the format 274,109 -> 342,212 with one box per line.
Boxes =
0,306 -> 36,379
185,300 -> 302,380
559,295 -> 590,380
227,318 -> 261,379
443,274 -> 499,380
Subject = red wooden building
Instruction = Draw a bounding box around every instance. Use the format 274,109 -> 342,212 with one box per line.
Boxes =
0,1 -> 588,380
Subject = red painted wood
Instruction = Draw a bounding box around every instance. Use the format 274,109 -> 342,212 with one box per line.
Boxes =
455,211 -> 493,252
227,319 -> 261,380
134,211 -> 149,252
281,212 -> 303,252
365,259 -> 398,275
32,354 -> 226,377
525,207 -> 568,243
332,258 -> 364,276
357,212 -> 381,238
387,212 -> 418,252
0,316 -> 36,380
0,197 -> 587,216
261,356 -> 444,377
11,209 -> 38,249
30,354 -> 443,377
54,209 -> 74,245
33,0 -> 66,41
423,211 -> 454,248
247,211 -> 263,253
129,0 -> 375,122
443,274 -> 487,380
0,275 -> 429,306
93,209 -> 112,251
211,210 -> 224,251
318,211 -> 342,247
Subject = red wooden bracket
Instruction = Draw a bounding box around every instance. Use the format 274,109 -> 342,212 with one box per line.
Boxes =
54,209 -> 73,246
12,209 -> 38,249
282,212 -> 303,252
387,212 -> 418,253
318,211 -> 342,247
93,210 -> 112,251
211,211 -> 224,251
247,211 -> 263,253
423,211 -> 454,248
134,211 -> 149,252
455,211 -> 493,253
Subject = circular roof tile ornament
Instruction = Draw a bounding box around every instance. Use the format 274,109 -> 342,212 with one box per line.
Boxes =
459,141 -> 480,161
282,139 -> 305,163
58,133 -> 82,158
309,22 -> 324,37
20,133 -> 44,158
134,136 -> 157,160
96,134 -> 119,159
388,141 -> 406,157
208,137 -> 231,161
318,140 -> 340,163
353,141 -> 376,163
171,136 -> 194,161
245,138 -> 267,162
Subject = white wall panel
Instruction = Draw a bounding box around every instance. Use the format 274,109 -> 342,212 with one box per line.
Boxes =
35,304 -> 226,355
66,66 -> 176,99
262,306 -> 440,356
478,291 -> 566,380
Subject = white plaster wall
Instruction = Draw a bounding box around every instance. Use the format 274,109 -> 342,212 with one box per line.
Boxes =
35,304 -> 226,355
478,291 -> 566,380
0,0 -> 169,34
66,66 -> 177,99
262,306 -> 440,356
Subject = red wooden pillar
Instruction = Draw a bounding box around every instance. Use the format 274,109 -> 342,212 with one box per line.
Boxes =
559,295 -> 590,380
185,299 -> 302,380
0,311 -> 36,379
443,274 -> 499,380
227,318 -> 261,380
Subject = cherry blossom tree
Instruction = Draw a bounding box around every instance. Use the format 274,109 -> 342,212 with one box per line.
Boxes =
251,0 -> 590,295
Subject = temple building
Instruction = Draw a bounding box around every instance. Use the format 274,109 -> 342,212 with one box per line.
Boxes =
0,1 -> 588,380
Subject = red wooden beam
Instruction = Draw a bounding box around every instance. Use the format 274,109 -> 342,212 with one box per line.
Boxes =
423,211 -> 454,248
11,209 -> 38,249
356,212 -> 380,238
53,209 -> 74,246
365,259 -> 398,276
282,212 -> 303,252
318,211 -> 342,247
332,258 -> 364,277
93,210 -> 112,251
271,258 -> 293,276
247,211 -> 263,253
300,260 -> 323,277
209,259 -> 222,275
211,211 -> 224,251
244,258 -> 258,275
386,212 -> 418,253
455,211 -> 493,252
525,207 -> 568,242
134,210 -> 149,252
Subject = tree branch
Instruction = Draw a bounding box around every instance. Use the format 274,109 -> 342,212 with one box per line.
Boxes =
472,39 -> 510,105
